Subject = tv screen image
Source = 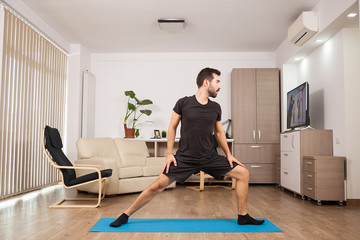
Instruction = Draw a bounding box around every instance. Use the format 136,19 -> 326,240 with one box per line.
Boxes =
287,82 -> 309,129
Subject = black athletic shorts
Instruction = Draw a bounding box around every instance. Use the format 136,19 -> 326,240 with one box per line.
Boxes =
163,154 -> 238,184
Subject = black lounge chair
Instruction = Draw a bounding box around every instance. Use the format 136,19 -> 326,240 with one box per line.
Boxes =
42,125 -> 112,208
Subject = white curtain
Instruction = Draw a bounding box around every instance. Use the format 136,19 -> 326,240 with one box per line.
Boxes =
0,8 -> 67,199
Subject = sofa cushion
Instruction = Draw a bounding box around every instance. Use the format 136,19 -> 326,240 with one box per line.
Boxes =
143,157 -> 165,177
77,138 -> 122,168
145,157 -> 165,166
143,165 -> 163,177
114,139 -> 149,167
118,167 -> 143,179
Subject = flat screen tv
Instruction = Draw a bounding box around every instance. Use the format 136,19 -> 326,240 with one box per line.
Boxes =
287,82 -> 310,129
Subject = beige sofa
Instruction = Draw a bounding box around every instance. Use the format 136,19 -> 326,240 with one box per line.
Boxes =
74,138 -> 175,195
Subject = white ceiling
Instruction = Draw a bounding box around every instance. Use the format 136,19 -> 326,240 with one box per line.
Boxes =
18,0 -> 322,53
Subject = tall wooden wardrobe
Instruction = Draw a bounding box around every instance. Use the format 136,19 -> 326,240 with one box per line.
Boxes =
231,68 -> 280,183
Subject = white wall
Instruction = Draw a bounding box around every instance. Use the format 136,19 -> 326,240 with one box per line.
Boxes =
280,29 -> 360,199
275,0 -> 358,67
280,30 -> 347,156
4,0 -> 359,199
297,30 -> 346,156
91,52 -> 275,139
276,0 -> 360,199
65,44 -> 92,161
280,64 -> 299,132
343,28 -> 360,199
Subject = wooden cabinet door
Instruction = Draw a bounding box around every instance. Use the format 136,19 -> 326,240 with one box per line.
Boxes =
234,143 -> 279,164
231,69 -> 257,143
234,144 -> 260,163
256,68 -> 280,143
259,144 -> 280,163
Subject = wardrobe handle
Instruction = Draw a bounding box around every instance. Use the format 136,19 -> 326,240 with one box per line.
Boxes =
306,161 -> 312,165
307,174 -> 313,178
251,165 -> 262,168
258,130 -> 261,141
307,187 -> 313,191
253,130 -> 256,141
284,171 -> 288,175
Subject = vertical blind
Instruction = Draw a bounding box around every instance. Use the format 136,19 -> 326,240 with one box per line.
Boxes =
0,8 -> 68,199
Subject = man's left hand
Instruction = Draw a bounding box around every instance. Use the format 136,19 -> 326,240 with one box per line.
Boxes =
227,155 -> 245,168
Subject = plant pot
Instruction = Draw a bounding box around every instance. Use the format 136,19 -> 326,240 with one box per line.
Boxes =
124,127 -> 135,138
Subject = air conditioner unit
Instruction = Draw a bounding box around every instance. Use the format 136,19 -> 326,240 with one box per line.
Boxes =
288,11 -> 318,46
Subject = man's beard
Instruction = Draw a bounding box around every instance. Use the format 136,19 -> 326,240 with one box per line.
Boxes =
208,87 -> 219,98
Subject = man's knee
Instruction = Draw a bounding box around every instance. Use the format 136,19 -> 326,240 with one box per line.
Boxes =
234,166 -> 249,182
149,175 -> 172,193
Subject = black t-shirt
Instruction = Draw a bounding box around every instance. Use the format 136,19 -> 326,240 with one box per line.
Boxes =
173,95 -> 221,159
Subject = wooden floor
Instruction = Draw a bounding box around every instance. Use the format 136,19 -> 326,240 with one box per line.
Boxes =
1,184 -> 360,240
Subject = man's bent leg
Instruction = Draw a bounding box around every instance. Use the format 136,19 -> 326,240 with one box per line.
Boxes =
125,174 -> 174,216
226,165 -> 264,225
110,174 -> 174,227
226,165 -> 249,215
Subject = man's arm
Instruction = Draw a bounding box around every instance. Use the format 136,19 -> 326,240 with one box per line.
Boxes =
163,111 -> 181,173
214,121 -> 245,168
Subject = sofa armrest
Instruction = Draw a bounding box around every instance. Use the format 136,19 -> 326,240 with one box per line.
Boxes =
74,157 -> 119,195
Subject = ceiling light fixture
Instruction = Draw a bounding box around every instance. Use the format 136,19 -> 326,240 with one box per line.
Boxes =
347,13 -> 357,18
158,18 -> 185,30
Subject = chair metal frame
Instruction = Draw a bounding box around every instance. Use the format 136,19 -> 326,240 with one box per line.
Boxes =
42,131 -> 109,208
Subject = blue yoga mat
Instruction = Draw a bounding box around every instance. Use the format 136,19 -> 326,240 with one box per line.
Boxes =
89,218 -> 283,233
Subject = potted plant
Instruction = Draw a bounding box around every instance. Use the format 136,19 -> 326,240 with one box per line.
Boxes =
123,90 -> 153,138
161,130 -> 167,138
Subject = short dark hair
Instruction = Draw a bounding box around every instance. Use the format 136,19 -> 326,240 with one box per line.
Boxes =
196,67 -> 221,88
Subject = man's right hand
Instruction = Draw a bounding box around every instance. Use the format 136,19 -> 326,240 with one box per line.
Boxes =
162,154 -> 177,173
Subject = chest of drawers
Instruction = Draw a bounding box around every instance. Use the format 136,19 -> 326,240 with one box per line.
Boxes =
303,156 -> 346,205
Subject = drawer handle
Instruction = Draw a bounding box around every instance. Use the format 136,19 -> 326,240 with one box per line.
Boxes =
307,174 -> 313,178
250,145 -> 262,149
306,162 -> 312,165
284,153 -> 288,157
284,171 -> 288,175
307,187 -> 313,191
284,135 -> 288,138
251,165 -> 262,168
